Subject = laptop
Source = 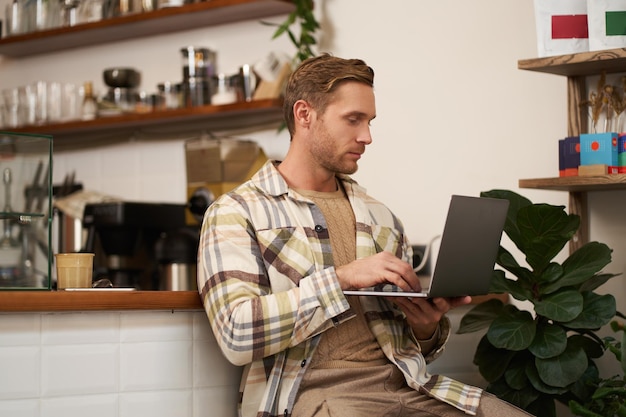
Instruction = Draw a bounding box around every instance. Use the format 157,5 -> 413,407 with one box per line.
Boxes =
343,195 -> 509,298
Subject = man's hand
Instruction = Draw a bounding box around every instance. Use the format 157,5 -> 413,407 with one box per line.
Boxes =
391,296 -> 472,340
335,251 -> 420,292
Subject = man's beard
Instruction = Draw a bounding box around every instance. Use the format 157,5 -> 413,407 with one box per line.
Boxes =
310,122 -> 359,175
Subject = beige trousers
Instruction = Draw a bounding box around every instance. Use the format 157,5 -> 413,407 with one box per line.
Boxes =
291,364 -> 534,417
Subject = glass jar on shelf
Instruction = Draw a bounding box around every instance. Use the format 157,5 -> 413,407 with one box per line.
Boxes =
5,0 -> 26,36
24,0 -> 61,32
81,81 -> 98,120
78,0 -> 103,23
59,0 -> 80,26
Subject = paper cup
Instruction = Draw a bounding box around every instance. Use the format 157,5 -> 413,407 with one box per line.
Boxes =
55,253 -> 94,289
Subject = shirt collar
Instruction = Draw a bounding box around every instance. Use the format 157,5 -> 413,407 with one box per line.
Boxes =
251,160 -> 363,198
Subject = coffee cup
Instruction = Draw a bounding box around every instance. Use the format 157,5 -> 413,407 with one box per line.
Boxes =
55,253 -> 94,289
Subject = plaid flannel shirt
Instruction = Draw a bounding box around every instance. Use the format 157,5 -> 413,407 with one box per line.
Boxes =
197,161 -> 482,417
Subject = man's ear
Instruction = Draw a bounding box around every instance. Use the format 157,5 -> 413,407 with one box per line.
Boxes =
293,100 -> 313,127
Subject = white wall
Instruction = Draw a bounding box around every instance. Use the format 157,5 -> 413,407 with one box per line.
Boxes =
1,0 -> 624,411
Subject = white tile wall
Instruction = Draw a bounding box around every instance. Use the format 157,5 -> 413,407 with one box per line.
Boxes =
0,398 -> 40,417
51,128 -> 289,205
42,394 -> 118,417
52,139 -> 188,203
120,390 -> 192,417
0,346 -> 41,400
0,308 -> 483,417
0,311 -> 241,417
42,343 -> 119,396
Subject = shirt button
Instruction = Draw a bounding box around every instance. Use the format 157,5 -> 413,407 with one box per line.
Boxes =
314,225 -> 324,232
301,359 -> 306,367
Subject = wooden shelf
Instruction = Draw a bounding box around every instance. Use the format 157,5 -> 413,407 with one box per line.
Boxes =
0,0 -> 295,57
0,290 -> 203,312
519,50 -> 626,252
0,0 -> 291,145
518,48 -> 626,77
519,174 -> 626,192
6,98 -> 283,146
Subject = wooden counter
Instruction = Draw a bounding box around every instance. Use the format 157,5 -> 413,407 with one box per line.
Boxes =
0,291 -> 506,312
0,290 -> 204,312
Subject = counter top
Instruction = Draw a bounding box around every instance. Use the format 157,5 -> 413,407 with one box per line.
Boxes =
0,290 -> 204,312
0,291 -> 507,313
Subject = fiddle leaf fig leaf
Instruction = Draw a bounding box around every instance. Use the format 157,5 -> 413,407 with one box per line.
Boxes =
489,380 -> 543,410
534,290 -> 583,322
528,322 -> 567,359
579,272 -> 621,292
497,247 -> 535,288
474,334 -> 515,382
568,363 -> 600,402
563,292 -> 616,329
516,204 -> 579,272
568,334 -> 604,359
543,242 -> 613,294
526,394 -> 558,417
489,270 -> 532,301
480,189 -> 532,248
496,246 -> 522,270
526,361 -> 570,395
487,309 -> 536,351
539,262 -> 563,284
457,298 -> 505,334
505,360 -> 529,390
535,340 -> 588,387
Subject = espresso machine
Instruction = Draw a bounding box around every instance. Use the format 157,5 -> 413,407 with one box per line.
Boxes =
82,201 -> 193,289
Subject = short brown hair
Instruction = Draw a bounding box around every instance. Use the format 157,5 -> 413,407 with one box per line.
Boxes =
283,53 -> 375,135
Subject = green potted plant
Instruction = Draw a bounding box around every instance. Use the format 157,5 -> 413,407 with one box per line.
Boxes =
569,320 -> 626,417
263,0 -> 320,64
457,189 -> 622,417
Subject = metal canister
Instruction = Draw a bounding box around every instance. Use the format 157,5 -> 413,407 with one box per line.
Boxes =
155,228 -> 198,291
180,46 -> 216,80
180,46 -> 216,107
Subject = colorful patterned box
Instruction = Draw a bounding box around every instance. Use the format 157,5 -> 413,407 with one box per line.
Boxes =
617,134 -> 626,174
559,136 -> 580,177
580,132 -> 618,171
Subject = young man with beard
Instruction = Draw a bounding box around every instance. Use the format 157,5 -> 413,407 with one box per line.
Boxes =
197,53 -> 533,417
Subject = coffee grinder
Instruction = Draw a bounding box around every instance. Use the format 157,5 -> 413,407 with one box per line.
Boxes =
82,201 -> 190,289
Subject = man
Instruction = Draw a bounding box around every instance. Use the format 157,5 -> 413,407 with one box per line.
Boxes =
197,54 -> 532,417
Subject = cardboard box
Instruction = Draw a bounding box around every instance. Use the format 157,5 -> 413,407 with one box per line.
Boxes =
253,62 -> 292,101
579,164 -> 609,176
580,132 -> 618,170
559,136 -> 580,177
185,137 -> 267,224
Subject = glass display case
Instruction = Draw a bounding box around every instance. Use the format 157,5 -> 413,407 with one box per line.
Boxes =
0,132 -> 52,290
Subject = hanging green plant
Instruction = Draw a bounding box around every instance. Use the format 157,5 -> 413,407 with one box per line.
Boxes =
262,0 -> 320,64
